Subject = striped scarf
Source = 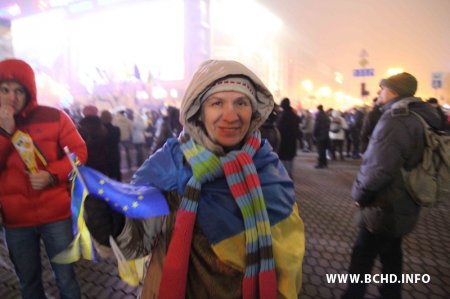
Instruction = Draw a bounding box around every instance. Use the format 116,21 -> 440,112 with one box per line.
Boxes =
158,130 -> 277,299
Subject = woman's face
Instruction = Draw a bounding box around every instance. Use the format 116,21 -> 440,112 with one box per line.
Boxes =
201,91 -> 253,149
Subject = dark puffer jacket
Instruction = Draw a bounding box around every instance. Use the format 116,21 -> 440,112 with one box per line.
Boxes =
352,97 -> 441,237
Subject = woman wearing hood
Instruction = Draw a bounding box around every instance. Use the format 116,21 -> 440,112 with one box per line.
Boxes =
85,60 -> 305,299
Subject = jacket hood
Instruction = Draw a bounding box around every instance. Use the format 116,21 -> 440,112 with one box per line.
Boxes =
180,60 -> 274,154
0,59 -> 37,117
331,110 -> 341,118
387,97 -> 442,130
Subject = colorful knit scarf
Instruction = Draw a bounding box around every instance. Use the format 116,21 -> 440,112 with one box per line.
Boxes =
158,130 -> 277,299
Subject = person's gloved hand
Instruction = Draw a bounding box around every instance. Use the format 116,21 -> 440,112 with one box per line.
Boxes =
84,195 -> 125,247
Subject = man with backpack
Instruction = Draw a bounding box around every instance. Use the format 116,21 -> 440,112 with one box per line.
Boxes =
342,72 -> 441,299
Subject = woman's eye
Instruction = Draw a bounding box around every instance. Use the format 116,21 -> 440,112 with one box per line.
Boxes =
237,99 -> 250,107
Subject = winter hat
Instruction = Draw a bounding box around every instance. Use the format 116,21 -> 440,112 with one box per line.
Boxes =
380,72 -> 417,97
200,76 -> 257,111
83,105 -> 98,117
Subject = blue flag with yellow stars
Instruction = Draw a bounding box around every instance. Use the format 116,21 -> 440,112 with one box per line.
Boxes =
77,165 -> 169,218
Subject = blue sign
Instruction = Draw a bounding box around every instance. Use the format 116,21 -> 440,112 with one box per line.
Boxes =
432,80 -> 442,89
432,72 -> 443,89
353,68 -> 375,77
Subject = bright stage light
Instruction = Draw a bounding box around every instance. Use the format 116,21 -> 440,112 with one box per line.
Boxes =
301,80 -> 314,92
317,86 -> 332,98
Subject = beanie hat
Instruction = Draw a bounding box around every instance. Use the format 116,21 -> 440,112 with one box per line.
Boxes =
380,72 -> 417,97
83,105 -> 98,117
200,76 -> 257,111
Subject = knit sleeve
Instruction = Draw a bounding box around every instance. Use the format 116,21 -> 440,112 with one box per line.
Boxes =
115,216 -> 166,259
115,191 -> 181,259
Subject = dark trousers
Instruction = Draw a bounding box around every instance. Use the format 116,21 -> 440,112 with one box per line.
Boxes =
342,228 -> 403,299
331,139 -> 344,160
316,139 -> 328,166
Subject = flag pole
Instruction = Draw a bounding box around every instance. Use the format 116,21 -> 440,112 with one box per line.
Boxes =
63,146 -> 88,190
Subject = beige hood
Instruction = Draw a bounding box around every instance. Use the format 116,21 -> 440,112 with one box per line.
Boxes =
179,60 -> 274,154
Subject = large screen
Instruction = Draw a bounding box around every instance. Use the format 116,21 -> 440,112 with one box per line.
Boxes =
10,0 -> 184,106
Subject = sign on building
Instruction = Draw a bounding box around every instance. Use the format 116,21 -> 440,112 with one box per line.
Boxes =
432,72 -> 443,89
353,68 -> 375,77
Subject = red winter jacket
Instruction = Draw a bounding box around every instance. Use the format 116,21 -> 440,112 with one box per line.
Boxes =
0,59 -> 87,227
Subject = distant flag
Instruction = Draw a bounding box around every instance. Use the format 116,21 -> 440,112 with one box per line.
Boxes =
147,71 -> 153,85
134,64 -> 141,80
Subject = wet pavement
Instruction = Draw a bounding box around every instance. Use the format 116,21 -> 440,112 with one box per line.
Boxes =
1,151 -> 449,298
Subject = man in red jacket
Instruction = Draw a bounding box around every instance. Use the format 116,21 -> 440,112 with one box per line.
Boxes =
0,59 -> 87,299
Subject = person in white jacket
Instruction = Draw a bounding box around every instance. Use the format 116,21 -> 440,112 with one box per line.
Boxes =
131,110 -> 147,168
329,109 -> 348,160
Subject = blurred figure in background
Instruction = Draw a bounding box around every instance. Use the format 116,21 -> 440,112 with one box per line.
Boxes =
329,109 -> 348,160
131,110 -> 147,168
360,97 -> 383,154
150,106 -> 182,154
260,104 -> 281,152
347,107 -> 365,159
301,109 -> 314,152
313,104 -> 330,169
78,105 -> 108,174
143,110 -> 157,155
100,110 -> 122,181
276,97 -> 301,179
113,110 -> 133,171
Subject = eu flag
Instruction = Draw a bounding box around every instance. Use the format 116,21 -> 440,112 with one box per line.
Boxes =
77,165 -> 169,218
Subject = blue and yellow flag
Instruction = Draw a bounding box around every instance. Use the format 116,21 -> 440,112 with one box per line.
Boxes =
53,156 -> 169,270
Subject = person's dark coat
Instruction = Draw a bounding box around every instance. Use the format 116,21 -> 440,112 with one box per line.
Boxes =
104,122 -> 122,181
276,105 -> 300,160
78,116 -> 109,174
352,97 -> 441,237
360,105 -> 383,153
313,109 -> 330,142
260,106 -> 281,152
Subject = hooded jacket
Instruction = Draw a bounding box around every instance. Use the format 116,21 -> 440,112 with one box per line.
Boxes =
85,60 -> 304,298
0,59 -> 87,227
352,97 -> 441,236
329,110 -> 348,140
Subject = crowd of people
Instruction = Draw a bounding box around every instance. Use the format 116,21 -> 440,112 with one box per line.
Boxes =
263,90 -> 449,174
0,57 -> 449,299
